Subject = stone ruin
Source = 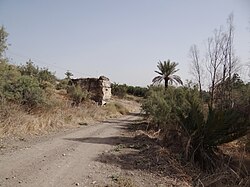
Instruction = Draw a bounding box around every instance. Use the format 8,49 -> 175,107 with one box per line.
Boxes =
70,76 -> 112,105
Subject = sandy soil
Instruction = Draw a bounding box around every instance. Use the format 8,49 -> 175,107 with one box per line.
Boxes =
0,115 -> 138,187
2,111 -> 248,187
0,112 -> 192,187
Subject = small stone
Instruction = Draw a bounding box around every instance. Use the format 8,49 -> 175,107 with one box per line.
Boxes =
62,153 -> 66,156
18,181 -> 22,184
75,182 -> 80,186
79,122 -> 88,126
91,181 -> 97,184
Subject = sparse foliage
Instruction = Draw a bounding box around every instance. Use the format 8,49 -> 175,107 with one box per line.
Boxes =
191,13 -> 240,108
0,26 -> 8,58
189,44 -> 203,96
65,70 -> 73,80
67,84 -> 88,106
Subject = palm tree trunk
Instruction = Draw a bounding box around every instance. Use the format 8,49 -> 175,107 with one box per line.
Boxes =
164,78 -> 168,89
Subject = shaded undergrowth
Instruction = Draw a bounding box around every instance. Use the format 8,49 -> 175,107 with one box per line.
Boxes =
68,117 -> 250,186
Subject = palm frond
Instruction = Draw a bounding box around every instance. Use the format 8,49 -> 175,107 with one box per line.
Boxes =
172,75 -> 183,85
182,103 -> 250,170
152,76 -> 163,85
153,60 -> 182,87
154,70 -> 163,75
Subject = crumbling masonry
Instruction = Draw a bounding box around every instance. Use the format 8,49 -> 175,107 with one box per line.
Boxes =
70,76 -> 111,105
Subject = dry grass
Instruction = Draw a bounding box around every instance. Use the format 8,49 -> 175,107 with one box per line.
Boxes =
105,102 -> 129,115
0,92 -> 134,138
111,96 -> 141,113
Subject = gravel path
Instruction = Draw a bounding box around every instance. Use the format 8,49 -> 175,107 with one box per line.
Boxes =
0,115 -> 139,187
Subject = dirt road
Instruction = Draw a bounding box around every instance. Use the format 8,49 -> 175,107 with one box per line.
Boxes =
0,115 -> 140,187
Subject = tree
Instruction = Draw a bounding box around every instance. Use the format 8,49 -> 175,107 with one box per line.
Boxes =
221,13 -> 239,107
0,26 -> 8,59
65,70 -> 73,80
18,60 -> 39,77
206,28 -> 226,107
205,13 -> 239,108
152,60 -> 183,89
189,44 -> 203,97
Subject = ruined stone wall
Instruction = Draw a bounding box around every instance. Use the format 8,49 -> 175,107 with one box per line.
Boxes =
70,76 -> 111,105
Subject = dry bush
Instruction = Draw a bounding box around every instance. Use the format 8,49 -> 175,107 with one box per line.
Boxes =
105,102 -> 129,116
0,95 -> 130,138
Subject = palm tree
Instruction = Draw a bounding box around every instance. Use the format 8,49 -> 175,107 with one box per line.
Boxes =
152,60 -> 183,89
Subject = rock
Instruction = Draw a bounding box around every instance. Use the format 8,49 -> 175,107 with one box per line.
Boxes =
79,122 -> 88,126
19,137 -> 25,141
62,153 -> 66,156
75,182 -> 80,186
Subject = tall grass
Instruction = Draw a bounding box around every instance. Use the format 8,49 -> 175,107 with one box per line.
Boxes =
0,93 -> 130,137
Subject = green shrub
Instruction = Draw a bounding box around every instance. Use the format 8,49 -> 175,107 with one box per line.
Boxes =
127,85 -> 148,97
37,68 -> 56,85
0,61 -> 21,102
18,60 -> 56,85
0,61 -> 52,109
143,85 -> 250,170
180,102 -> 250,170
142,86 -> 198,130
111,83 -> 127,98
14,75 -> 46,108
111,83 -> 148,98
67,84 -> 88,106
56,79 -> 69,90
142,87 -> 171,128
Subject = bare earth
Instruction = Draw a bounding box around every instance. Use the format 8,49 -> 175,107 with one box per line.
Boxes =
0,115 -> 149,187
0,115 -> 135,187
0,113 -> 191,187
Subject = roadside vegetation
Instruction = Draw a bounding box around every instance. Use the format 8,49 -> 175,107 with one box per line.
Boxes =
0,26 -> 131,137
140,14 -> 250,186
111,83 -> 148,99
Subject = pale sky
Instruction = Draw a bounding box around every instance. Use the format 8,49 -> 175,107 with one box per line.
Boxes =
0,0 -> 249,86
